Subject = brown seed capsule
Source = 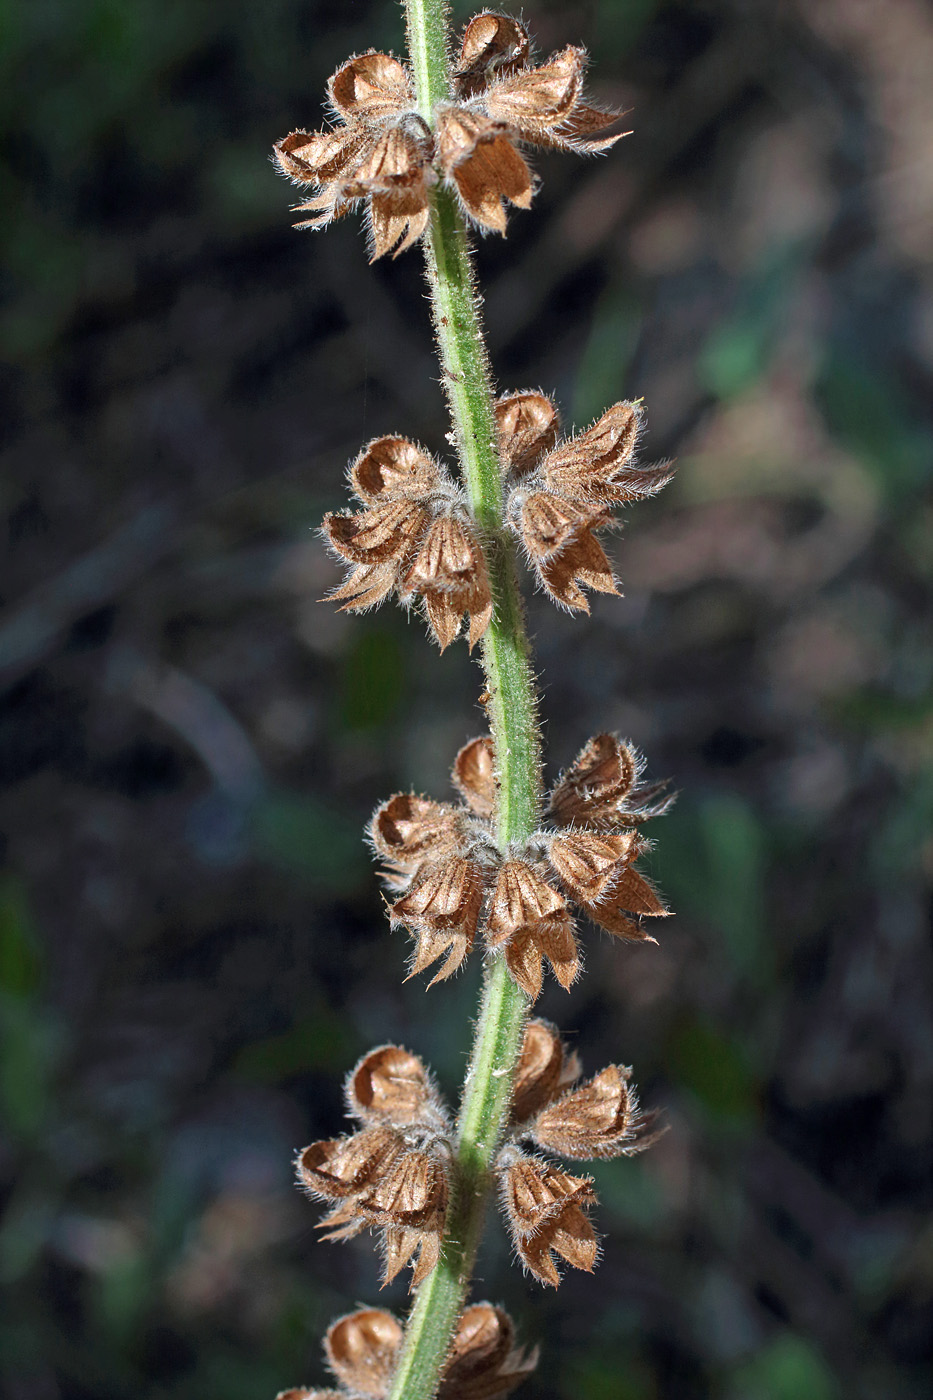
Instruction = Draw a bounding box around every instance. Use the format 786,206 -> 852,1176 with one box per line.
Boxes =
400,513 -> 493,651
548,733 -> 673,827
455,13 -> 531,98
328,53 -> 414,123
541,402 -> 642,500
536,525 -> 618,612
547,830 -> 638,903
324,499 -> 429,565
351,436 -> 439,502
275,126 -> 372,188
347,1045 -> 445,1129
298,1126 -> 401,1202
530,1064 -> 651,1160
358,1147 -> 447,1227
483,862 -> 580,999
324,1308 -> 403,1398
275,1390 -> 343,1400
370,793 -> 462,881
486,861 -> 567,945
511,1019 -> 568,1125
483,47 -> 583,139
495,391 -> 561,478
440,1302 -> 538,1398
436,106 -> 534,234
391,857 -> 485,984
500,1155 -> 598,1287
452,736 -> 498,818
516,492 -> 603,562
403,512 -> 485,593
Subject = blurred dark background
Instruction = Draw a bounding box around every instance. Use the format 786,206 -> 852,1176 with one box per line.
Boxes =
1,0 -> 931,1397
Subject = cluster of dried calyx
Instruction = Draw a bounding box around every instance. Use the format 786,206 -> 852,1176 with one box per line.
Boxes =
372,731 -> 672,997
323,395 -> 672,647
273,12 -> 629,258
322,436 -> 491,650
278,1301 -> 536,1400
496,391 -> 673,611
295,1022 -> 657,1309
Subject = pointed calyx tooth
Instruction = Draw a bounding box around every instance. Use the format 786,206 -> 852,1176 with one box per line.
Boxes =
503,914 -> 580,1001
455,13 -> 531,98
324,1308 -> 403,1398
500,1155 -> 598,1287
495,391 -> 561,478
529,1064 -> 657,1160
576,860 -> 669,944
452,736 -> 498,818
328,53 -> 414,122
440,1303 -> 537,1398
347,1045 -> 446,1129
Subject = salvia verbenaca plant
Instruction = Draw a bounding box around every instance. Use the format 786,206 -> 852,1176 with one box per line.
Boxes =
272,5 -> 675,1398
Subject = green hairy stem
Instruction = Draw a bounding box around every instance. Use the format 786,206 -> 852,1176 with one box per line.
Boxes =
387,3 -> 544,1397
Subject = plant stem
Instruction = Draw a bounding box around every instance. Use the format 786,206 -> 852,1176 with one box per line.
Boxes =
387,4 -> 545,1399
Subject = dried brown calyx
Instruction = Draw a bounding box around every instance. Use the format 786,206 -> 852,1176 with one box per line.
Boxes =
274,53 -> 432,260
322,435 -> 492,650
278,1302 -> 536,1400
273,13 -> 630,254
296,1044 -> 451,1288
371,733 -> 672,998
496,391 -> 676,611
509,1019 -> 662,1158
493,1020 -> 661,1286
